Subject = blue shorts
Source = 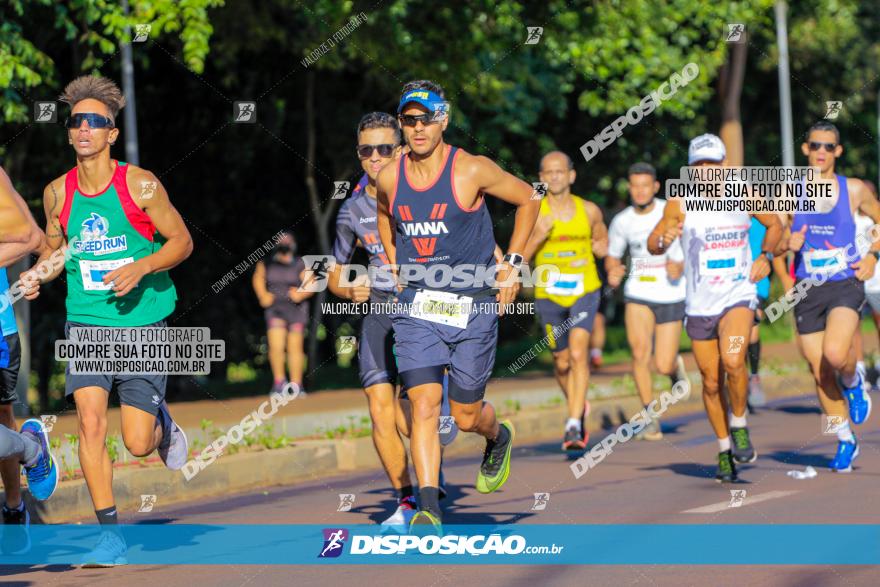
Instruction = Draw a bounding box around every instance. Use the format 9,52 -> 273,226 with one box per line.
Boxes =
534,290 -> 601,352
390,288 -> 498,404
358,309 -> 398,388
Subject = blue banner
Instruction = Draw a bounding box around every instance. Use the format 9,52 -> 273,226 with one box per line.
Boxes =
1,524 -> 878,565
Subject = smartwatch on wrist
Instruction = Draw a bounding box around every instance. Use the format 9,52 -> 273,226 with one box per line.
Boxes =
502,253 -> 524,269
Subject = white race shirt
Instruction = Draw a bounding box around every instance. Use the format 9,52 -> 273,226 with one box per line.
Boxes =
608,199 -> 686,304
855,211 -> 880,293
680,210 -> 756,316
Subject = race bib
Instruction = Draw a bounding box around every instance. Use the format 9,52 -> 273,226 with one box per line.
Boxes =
803,247 -> 845,274
699,249 -> 739,277
632,258 -> 666,282
410,289 -> 472,329
80,257 -> 134,291
546,273 -> 585,297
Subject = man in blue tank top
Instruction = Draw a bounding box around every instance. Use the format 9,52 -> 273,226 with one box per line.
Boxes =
0,166 -> 58,551
786,121 -> 880,473
376,80 -> 540,531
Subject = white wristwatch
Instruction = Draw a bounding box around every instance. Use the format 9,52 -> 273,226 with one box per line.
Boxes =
503,253 -> 524,269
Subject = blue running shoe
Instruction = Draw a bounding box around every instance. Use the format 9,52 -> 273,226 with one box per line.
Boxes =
81,530 -> 128,567
829,437 -> 859,473
842,374 -> 872,425
20,419 -> 57,501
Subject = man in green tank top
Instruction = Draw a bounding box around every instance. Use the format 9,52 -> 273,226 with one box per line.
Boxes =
24,75 -> 193,567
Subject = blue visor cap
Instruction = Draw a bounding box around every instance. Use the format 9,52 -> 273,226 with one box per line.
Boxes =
397,89 -> 447,115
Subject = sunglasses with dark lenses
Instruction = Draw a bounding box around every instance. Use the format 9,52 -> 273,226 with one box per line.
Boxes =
356,144 -> 396,159
808,141 -> 837,152
398,113 -> 438,127
65,113 -> 114,129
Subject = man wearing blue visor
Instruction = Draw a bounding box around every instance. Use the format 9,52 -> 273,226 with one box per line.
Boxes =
376,80 -> 540,531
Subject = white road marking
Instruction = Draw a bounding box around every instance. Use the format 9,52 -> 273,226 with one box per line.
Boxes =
682,490 -> 800,514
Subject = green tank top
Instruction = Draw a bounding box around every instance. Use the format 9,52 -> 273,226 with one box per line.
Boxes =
61,161 -> 177,326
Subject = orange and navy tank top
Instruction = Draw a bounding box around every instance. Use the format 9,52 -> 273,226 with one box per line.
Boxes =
59,161 -> 177,326
391,145 -> 495,295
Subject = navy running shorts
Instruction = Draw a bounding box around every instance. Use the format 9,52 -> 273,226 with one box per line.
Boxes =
535,289 -> 601,352
358,307 -> 399,388
390,288 -> 497,405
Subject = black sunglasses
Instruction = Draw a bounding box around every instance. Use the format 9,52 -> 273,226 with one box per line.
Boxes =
808,141 -> 837,152
398,113 -> 438,127
65,113 -> 114,129
356,143 -> 396,159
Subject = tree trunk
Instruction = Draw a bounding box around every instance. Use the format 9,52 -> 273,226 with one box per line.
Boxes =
303,71 -> 339,389
719,40 -> 748,166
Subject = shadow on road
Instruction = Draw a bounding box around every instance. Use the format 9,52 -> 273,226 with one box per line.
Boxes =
772,405 -> 822,415
764,450 -> 829,468
0,564 -> 73,583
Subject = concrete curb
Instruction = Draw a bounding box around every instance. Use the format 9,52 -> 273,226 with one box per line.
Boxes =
24,372 -> 816,523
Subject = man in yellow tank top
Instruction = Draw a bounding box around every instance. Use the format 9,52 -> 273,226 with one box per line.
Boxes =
524,151 -> 607,451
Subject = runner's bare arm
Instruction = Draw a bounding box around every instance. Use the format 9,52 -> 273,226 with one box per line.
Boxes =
252,261 -> 274,308
772,254 -> 794,292
523,213 -> 552,263
584,200 -> 608,258
750,213 -> 783,282
493,243 -> 504,264
457,153 -> 538,314
21,176 -> 67,300
647,199 -> 683,255
102,168 -> 193,297
605,255 -> 626,288
850,178 -> 880,280
467,155 -> 540,257
0,167 -> 42,267
753,213 -> 784,255
853,179 -> 880,252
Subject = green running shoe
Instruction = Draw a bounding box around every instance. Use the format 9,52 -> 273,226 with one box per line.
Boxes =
730,427 -> 757,464
715,449 -> 738,483
476,421 -> 514,494
409,510 -> 443,536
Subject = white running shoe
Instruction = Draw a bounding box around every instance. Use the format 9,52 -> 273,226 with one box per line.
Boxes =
157,401 -> 188,471
381,496 -> 417,529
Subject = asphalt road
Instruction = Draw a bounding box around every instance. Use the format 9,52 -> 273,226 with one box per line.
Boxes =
3,391 -> 879,586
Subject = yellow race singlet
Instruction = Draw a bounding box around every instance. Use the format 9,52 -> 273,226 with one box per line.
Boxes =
534,195 -> 601,307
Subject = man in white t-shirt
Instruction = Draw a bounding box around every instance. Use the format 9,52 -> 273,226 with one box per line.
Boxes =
607,163 -> 688,440
649,135 -> 783,483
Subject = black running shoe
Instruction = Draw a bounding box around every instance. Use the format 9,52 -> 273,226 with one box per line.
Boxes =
730,427 -> 757,463
1,504 -> 30,555
715,450 -> 738,483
